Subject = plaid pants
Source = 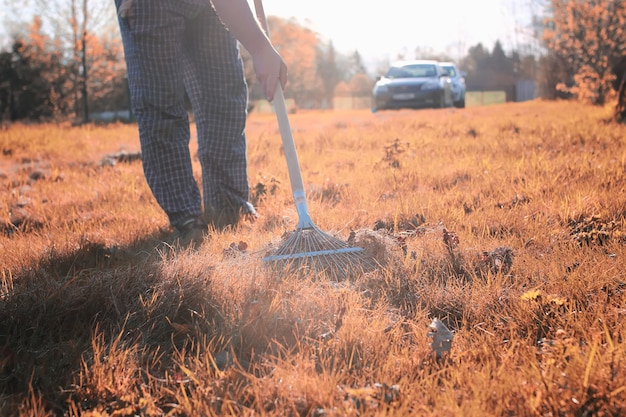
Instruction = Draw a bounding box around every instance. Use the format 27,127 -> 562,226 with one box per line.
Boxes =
115,0 -> 250,228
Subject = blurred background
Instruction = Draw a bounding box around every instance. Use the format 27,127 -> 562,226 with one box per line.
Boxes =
0,0 -> 624,123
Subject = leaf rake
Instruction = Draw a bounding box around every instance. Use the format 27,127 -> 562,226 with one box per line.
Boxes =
253,0 -> 376,280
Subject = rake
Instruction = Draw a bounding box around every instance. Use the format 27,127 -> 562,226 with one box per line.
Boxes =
253,0 -> 376,280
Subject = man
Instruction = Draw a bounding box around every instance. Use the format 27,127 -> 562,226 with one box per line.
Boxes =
115,0 -> 287,245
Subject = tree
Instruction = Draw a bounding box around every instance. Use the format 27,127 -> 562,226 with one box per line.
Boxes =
32,0 -> 117,122
334,81 -> 350,98
0,8 -> 125,122
316,41 -> 344,109
267,16 -> 322,108
348,73 -> 373,98
489,41 -> 518,86
536,53 -> 572,99
491,42 -> 510,73
519,54 -> 538,81
460,43 -> 490,86
83,30 -> 126,113
613,56 -> 626,121
461,42 -> 505,88
0,46 -> 23,121
347,50 -> 367,78
543,0 -> 626,106
0,17 -> 70,121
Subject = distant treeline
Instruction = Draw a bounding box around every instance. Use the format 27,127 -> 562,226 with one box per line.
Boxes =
1,0 -> 625,123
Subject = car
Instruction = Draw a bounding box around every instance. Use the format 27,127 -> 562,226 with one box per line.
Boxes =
438,61 -> 466,108
372,60 -> 453,111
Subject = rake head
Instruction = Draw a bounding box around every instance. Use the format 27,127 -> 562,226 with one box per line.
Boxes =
263,224 -> 377,280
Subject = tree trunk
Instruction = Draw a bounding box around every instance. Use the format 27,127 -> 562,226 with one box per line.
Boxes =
616,71 -> 626,123
80,0 -> 89,123
81,32 -> 89,123
9,81 -> 17,121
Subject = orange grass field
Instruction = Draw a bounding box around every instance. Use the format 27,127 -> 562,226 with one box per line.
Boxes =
1,100 -> 625,416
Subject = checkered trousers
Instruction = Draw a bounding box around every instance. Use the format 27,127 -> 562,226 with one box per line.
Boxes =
115,0 -> 250,227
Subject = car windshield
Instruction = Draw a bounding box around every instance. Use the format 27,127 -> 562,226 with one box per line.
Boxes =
440,66 -> 457,77
386,64 -> 437,79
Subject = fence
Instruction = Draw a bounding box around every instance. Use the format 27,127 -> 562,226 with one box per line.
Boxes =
332,96 -> 372,110
250,81 -> 536,112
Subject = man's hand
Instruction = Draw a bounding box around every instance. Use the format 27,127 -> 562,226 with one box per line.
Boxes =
251,42 -> 288,102
211,0 -> 288,101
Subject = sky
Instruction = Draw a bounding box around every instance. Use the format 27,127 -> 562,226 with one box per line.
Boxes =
0,0 -> 535,71
253,0 -> 535,69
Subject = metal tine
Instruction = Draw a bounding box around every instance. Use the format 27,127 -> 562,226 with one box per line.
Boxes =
266,227 -> 376,281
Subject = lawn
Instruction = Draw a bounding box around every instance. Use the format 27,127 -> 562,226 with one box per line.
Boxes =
1,100 -> 625,416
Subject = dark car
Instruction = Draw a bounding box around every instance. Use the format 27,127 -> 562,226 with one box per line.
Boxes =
372,60 -> 453,111
439,61 -> 466,108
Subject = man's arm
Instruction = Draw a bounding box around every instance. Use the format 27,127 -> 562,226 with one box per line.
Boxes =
118,0 -> 287,100
210,0 -> 267,56
211,0 -> 287,101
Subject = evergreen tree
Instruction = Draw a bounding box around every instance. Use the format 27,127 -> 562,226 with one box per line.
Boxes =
316,41 -> 344,108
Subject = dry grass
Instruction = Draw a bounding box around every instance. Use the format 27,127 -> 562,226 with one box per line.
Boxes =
1,100 -> 625,416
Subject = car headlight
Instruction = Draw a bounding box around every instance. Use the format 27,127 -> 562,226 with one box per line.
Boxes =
373,85 -> 389,95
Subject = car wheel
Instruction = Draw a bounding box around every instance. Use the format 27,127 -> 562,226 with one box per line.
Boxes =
454,97 -> 466,108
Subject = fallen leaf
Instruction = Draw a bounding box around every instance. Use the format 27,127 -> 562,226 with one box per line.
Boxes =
521,289 -> 543,301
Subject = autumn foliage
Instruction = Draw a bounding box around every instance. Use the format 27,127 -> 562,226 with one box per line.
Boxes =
543,0 -> 626,107
0,15 -> 127,122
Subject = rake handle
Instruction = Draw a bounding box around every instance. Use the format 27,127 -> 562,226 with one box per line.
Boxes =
253,0 -> 313,228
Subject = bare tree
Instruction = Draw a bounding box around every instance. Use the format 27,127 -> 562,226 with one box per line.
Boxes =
512,0 -> 551,57
614,56 -> 626,121
33,0 -> 117,122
